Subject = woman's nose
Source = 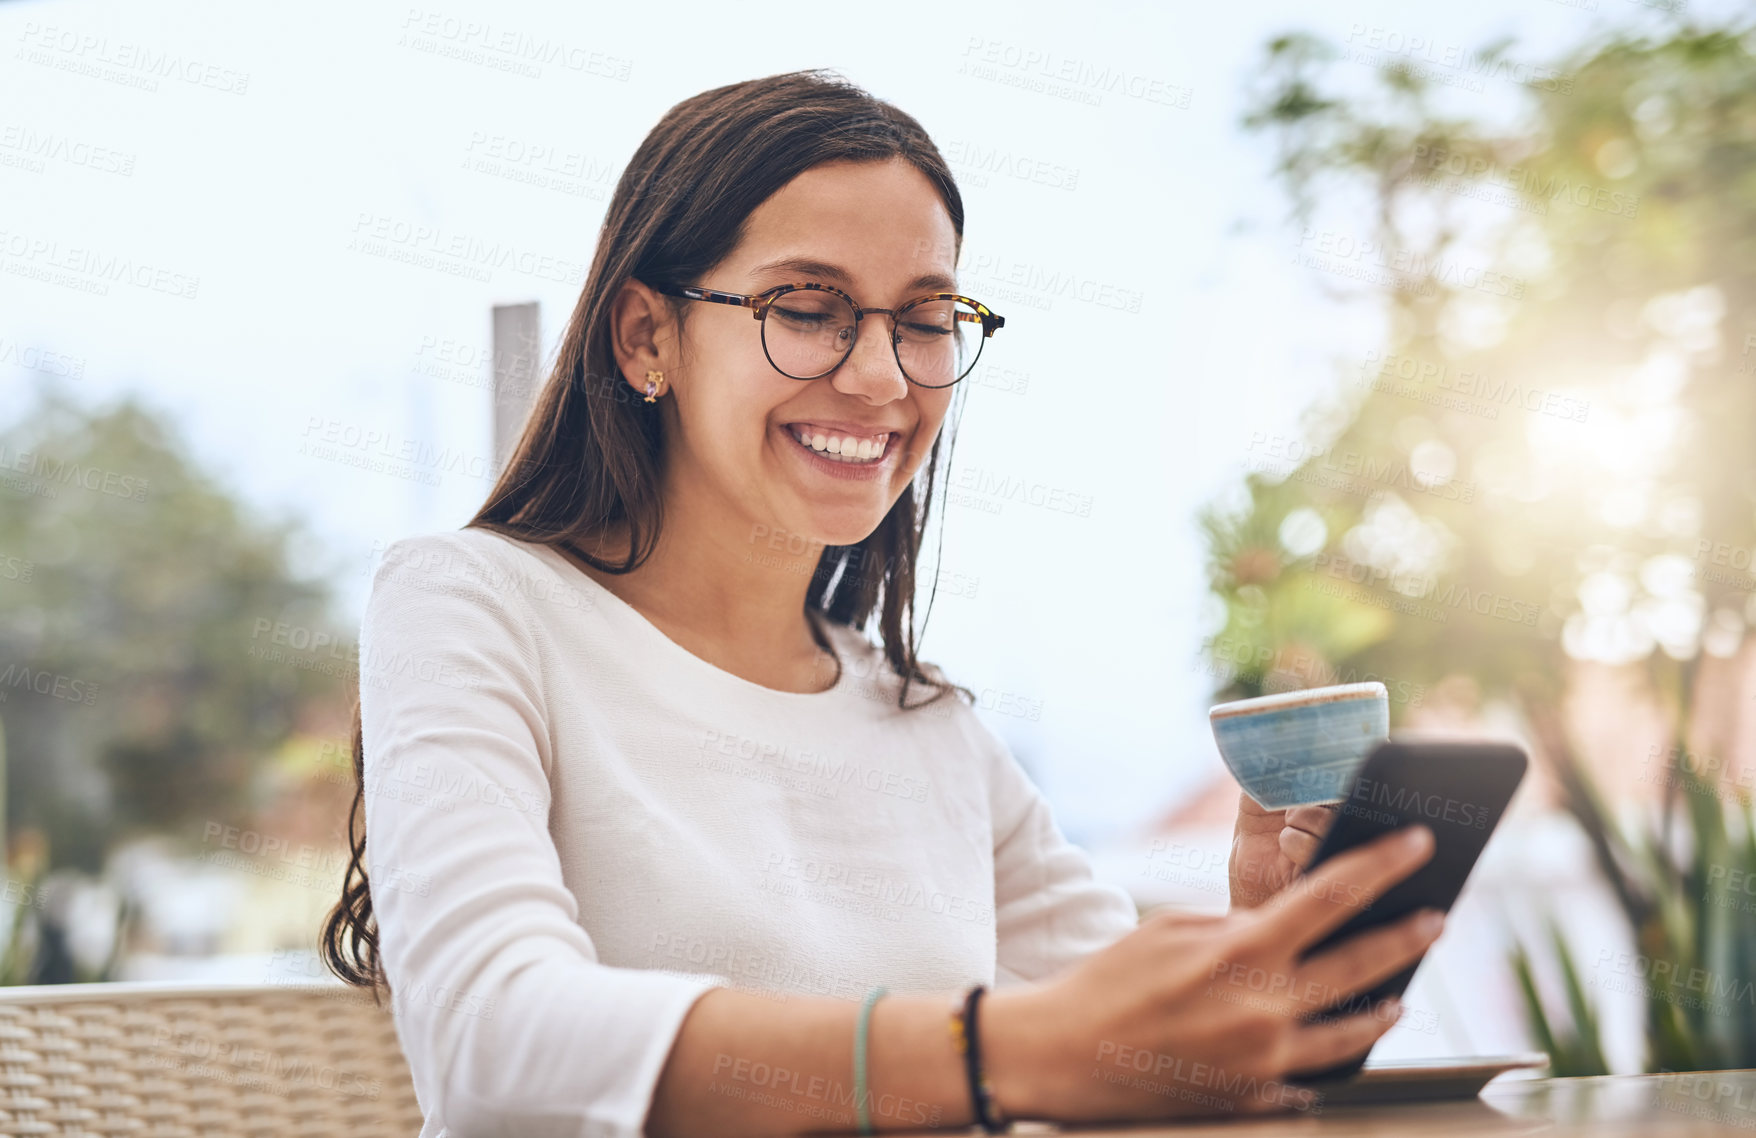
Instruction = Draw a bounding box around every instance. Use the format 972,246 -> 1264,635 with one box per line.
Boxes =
831,314 -> 909,403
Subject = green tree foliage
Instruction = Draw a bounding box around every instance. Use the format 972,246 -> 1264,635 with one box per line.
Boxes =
1205,18 -> 1756,1072
1209,20 -> 1755,715
0,385 -> 345,872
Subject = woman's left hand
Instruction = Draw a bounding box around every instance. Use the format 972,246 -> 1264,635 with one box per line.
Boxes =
1227,792 -> 1338,909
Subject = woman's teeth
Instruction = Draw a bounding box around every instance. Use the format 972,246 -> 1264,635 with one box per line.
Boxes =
790,427 -> 890,464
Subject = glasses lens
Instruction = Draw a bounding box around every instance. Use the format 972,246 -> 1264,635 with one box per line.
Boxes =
895,297 -> 984,388
762,288 -> 856,378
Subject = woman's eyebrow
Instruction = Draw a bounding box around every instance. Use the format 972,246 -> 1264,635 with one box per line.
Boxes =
748,256 -> 958,295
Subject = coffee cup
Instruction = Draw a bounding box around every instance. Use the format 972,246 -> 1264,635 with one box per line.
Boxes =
1209,682 -> 1390,810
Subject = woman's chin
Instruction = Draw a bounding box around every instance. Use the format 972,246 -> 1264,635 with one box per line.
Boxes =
815,521 -> 887,549
780,507 -> 888,552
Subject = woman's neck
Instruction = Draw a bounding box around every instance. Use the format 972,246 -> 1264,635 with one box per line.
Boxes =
557,500 -> 838,694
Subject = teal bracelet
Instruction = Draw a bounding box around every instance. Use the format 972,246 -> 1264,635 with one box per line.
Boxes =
855,985 -> 888,1136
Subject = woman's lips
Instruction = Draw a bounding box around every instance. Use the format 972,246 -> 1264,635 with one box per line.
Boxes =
780,424 -> 897,481
784,423 -> 894,463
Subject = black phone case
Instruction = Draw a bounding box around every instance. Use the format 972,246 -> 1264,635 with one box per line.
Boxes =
1289,739 -> 1528,1084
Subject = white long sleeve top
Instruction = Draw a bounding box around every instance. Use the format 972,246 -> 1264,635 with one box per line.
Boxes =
357,527 -> 1139,1138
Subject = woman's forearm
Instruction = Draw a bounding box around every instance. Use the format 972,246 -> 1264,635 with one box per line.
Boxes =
647,984 -> 1052,1137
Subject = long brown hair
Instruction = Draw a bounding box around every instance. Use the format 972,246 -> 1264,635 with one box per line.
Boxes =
322,69 -> 974,993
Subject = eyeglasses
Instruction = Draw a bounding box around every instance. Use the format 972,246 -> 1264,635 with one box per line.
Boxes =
649,280 -> 1005,389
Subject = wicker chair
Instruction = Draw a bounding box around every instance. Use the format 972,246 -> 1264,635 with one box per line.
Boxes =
0,980 -> 425,1136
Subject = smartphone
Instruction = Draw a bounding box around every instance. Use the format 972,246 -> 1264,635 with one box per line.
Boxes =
1290,738 -> 1528,1083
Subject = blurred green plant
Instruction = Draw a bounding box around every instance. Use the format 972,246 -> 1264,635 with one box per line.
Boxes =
1207,16 -> 1756,1073
0,385 -> 350,979
1512,658 -> 1756,1074
0,901 -> 33,987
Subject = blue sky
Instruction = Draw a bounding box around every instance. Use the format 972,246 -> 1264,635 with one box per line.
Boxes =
2,0 -> 1727,842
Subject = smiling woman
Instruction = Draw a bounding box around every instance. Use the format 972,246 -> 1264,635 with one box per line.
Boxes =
318,68 -> 1443,1138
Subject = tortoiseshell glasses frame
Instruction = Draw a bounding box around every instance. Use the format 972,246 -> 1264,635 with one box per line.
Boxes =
648,280 -> 1006,390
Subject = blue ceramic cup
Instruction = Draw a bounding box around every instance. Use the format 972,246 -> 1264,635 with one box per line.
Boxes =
1209,682 -> 1390,810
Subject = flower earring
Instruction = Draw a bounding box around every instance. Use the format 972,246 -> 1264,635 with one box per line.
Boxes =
644,369 -> 666,403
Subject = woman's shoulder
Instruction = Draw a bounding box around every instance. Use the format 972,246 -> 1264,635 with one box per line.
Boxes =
371,526 -> 578,583
366,527 -> 591,614
372,525 -> 532,571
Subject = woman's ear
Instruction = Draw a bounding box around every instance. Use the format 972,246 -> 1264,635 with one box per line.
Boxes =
608,278 -> 678,400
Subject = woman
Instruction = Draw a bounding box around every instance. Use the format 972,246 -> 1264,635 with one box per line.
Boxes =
322,69 -> 1442,1137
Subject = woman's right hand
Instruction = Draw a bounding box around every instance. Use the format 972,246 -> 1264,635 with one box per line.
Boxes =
983,824 -> 1443,1122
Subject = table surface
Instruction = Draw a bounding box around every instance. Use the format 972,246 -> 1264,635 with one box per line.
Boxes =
997,1070 -> 1756,1136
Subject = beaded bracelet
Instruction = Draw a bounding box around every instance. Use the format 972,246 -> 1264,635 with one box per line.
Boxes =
855,986 -> 888,1136
948,984 -> 1007,1133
